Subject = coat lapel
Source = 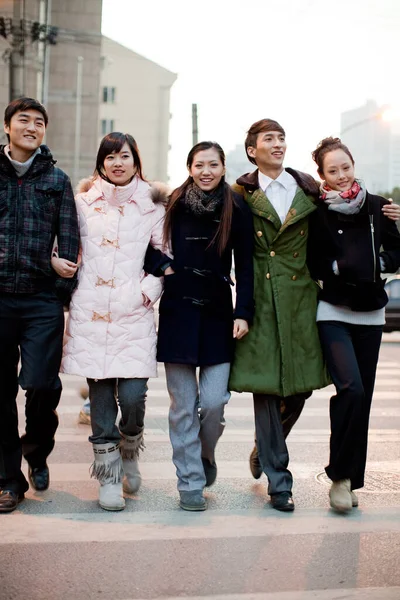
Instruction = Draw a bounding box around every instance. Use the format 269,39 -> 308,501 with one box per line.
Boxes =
247,188 -> 282,231
276,187 -> 317,236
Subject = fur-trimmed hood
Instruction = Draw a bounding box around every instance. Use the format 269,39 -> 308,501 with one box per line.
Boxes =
233,168 -> 319,199
76,176 -> 169,205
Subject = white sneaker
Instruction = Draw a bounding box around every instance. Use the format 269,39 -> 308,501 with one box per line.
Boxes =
99,482 -> 125,511
122,458 -> 142,494
350,490 -> 359,507
329,479 -> 352,513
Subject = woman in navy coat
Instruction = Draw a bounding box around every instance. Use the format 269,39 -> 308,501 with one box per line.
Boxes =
157,141 -> 254,511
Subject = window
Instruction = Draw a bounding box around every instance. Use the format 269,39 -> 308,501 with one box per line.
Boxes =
100,119 -> 114,136
102,86 -> 116,104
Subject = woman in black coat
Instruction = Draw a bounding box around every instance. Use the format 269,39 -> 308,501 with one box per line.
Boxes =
308,136 -> 400,513
157,141 -> 254,511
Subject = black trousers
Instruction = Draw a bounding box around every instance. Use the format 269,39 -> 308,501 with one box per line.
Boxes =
253,392 -> 310,495
318,321 -> 383,490
0,291 -> 64,494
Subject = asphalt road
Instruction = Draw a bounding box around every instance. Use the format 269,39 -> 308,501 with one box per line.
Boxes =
1,333 -> 399,600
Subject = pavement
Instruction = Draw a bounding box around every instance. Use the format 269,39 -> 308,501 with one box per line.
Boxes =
1,333 -> 400,600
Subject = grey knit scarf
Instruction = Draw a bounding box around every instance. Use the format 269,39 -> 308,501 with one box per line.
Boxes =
182,181 -> 224,216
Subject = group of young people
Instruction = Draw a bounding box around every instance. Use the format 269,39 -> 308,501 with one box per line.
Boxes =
1,97 -> 399,515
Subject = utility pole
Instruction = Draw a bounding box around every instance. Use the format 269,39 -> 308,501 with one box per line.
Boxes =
73,56 -> 84,187
9,0 -> 24,101
42,0 -> 52,105
192,103 -> 198,146
36,0 -> 52,105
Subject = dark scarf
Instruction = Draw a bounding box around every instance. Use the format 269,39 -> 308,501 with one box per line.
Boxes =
182,181 -> 224,216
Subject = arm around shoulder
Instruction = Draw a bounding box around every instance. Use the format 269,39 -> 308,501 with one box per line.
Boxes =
379,198 -> 400,273
232,195 -> 255,324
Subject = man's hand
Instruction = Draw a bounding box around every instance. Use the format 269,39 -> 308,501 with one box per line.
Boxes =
233,319 -> 249,339
51,257 -> 78,278
382,199 -> 400,221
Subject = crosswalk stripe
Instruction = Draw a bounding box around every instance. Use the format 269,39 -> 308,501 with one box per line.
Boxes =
19,429 -> 400,443
18,430 -> 400,443
18,460 -> 400,482
122,590 -> 400,600
18,403 -> 400,416
2,507 -> 399,545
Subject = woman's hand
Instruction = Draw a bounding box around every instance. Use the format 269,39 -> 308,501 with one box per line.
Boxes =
51,257 -> 78,278
164,266 -> 175,275
142,293 -> 151,308
382,199 -> 400,221
233,319 -> 249,339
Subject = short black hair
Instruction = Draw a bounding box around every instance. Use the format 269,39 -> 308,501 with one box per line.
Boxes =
4,97 -> 48,129
95,132 -> 145,182
245,119 -> 285,165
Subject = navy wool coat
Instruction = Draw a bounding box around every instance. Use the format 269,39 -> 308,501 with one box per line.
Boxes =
156,192 -> 254,366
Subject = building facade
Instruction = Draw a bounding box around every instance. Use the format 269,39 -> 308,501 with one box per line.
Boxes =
341,100 -> 400,194
0,0 -> 103,185
99,36 -> 177,182
225,143 -> 251,185
0,2 -> 176,185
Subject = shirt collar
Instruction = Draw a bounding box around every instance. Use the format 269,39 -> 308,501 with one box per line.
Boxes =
258,168 -> 294,192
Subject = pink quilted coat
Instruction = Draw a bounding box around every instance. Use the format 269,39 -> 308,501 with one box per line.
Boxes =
62,175 -> 167,379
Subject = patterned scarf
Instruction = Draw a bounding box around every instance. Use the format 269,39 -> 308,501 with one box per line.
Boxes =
320,178 -> 366,215
182,181 -> 224,216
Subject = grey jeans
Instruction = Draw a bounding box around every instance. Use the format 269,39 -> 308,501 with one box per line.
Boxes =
165,362 -> 231,491
87,378 -> 147,445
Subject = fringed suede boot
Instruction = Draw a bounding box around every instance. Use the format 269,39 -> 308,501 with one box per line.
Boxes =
91,442 -> 125,511
120,430 -> 145,494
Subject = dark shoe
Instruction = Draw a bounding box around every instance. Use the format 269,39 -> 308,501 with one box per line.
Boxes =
179,490 -> 207,511
28,465 -> 49,491
0,490 -> 25,513
270,492 -> 295,512
249,446 -> 262,479
202,458 -> 217,487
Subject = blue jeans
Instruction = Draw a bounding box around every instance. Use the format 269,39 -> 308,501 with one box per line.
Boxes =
165,362 -> 230,491
87,378 -> 148,445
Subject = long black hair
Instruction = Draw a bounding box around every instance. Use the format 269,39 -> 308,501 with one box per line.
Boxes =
163,141 -> 236,255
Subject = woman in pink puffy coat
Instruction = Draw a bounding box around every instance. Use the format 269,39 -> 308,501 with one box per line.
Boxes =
52,132 -> 168,511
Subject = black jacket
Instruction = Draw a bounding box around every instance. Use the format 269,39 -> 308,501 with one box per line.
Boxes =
308,192 -> 400,311
155,191 -> 254,366
0,145 -> 79,303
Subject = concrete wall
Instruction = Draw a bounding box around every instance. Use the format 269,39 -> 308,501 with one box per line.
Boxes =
46,0 -> 102,183
99,36 -> 177,182
0,0 -> 103,184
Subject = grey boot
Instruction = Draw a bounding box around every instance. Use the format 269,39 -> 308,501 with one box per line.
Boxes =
179,490 -> 207,511
91,443 -> 125,511
120,430 -> 145,494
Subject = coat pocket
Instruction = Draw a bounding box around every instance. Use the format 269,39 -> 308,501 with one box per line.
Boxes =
34,183 -> 62,215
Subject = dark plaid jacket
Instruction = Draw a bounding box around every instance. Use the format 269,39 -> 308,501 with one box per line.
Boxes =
0,144 -> 79,302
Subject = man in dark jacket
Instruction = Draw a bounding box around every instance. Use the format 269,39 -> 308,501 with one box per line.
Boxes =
0,97 -> 79,512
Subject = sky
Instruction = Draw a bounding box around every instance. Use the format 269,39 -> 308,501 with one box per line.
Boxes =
101,0 -> 400,186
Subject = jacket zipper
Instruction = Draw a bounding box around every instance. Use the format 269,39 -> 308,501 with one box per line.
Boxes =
369,214 -> 376,283
14,178 -> 23,292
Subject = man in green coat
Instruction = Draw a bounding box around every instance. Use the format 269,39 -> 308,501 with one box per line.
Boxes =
229,118 -> 330,511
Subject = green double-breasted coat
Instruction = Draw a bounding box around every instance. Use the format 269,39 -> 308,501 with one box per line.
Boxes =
229,169 -> 330,397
